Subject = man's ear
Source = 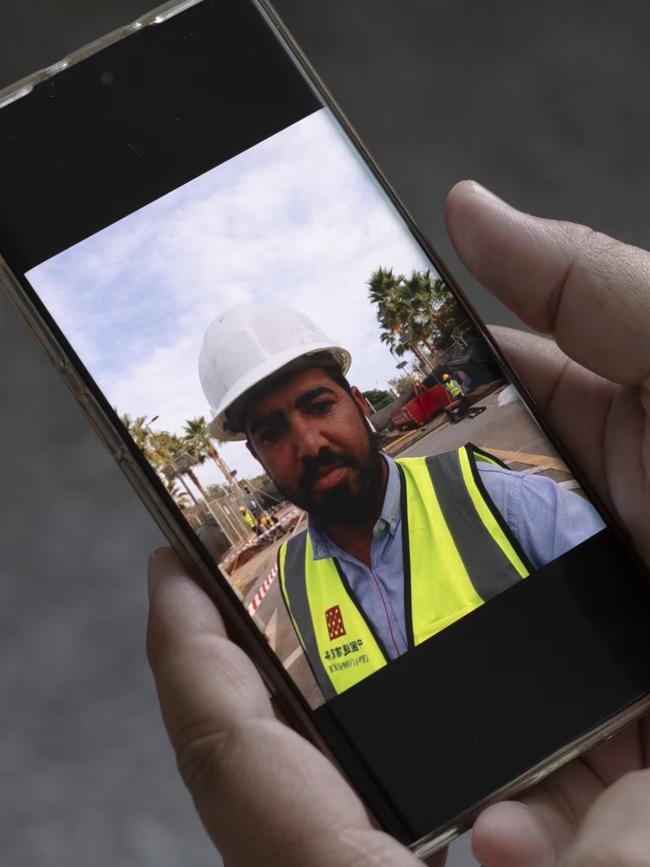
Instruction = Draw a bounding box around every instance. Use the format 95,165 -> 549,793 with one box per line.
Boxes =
350,385 -> 370,417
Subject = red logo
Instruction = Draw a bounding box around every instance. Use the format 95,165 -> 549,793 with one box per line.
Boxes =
325,605 -> 346,640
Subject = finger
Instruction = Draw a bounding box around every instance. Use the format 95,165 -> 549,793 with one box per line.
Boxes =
147,549 -> 424,867
491,322 -> 650,561
489,325 -> 616,505
474,766 -> 650,867
580,722 -> 645,789
445,180 -> 650,386
559,770 -> 650,866
472,801 -> 554,867
473,759 -> 604,867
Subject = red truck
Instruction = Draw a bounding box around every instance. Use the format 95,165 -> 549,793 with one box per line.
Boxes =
389,384 -> 451,430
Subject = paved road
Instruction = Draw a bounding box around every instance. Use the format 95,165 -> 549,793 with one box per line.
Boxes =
399,388 -> 558,463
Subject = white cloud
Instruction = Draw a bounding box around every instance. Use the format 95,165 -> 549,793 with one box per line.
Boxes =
28,109 -> 436,481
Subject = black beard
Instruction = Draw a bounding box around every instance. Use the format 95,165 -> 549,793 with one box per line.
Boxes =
288,437 -> 384,526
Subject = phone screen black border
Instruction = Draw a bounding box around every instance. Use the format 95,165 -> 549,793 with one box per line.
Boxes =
1,0 -> 650,847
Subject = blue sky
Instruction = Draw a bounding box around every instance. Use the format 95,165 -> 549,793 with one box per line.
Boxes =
28,109 -> 437,484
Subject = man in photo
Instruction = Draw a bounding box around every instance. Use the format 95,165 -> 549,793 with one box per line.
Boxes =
198,303 -> 603,699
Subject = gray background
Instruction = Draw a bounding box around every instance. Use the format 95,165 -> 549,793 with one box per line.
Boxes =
2,1 -> 650,865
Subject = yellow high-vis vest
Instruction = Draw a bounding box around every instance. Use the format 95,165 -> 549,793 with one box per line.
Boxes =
445,378 -> 462,398
278,444 -> 531,699
242,510 -> 257,529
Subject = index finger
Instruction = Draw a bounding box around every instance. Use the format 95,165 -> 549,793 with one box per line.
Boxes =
445,180 -> 650,386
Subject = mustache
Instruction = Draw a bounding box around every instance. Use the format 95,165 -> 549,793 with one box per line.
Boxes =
298,448 -> 363,497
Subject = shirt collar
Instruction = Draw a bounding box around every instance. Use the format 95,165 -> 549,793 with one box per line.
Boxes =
308,455 -> 402,561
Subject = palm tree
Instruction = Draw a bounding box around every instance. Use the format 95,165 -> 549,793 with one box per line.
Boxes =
183,416 -> 242,493
398,271 -> 456,353
406,270 -> 462,348
120,413 -> 156,462
368,267 -> 434,371
163,479 -> 191,511
119,411 -> 217,513
153,434 -> 201,509
368,267 -> 464,366
146,430 -> 208,503
174,474 -> 201,509
118,414 -> 198,510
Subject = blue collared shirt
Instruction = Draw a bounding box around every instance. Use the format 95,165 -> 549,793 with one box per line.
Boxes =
308,455 -> 605,660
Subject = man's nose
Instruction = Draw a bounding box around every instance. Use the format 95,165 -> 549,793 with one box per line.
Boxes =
291,417 -> 329,460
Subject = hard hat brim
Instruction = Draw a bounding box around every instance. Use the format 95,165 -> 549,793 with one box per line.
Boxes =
208,343 -> 351,441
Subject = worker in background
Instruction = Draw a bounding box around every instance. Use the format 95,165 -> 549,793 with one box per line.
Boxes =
443,371 -> 472,418
198,303 -> 603,699
238,505 -> 261,536
259,513 -> 277,531
443,371 -> 468,406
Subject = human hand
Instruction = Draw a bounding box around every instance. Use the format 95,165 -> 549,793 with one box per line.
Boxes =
147,183 -> 650,867
446,180 -> 650,565
148,548 -> 650,867
147,547 -> 433,867
445,180 -> 650,866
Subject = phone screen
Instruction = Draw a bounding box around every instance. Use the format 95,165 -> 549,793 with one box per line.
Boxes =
24,100 -> 608,707
2,0 -> 650,848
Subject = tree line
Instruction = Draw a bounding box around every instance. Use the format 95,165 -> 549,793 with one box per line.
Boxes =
368,267 -> 469,373
119,413 -> 238,511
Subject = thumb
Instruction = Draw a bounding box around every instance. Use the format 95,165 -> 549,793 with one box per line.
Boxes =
445,180 -> 650,387
147,549 -> 425,867
558,770 -> 650,865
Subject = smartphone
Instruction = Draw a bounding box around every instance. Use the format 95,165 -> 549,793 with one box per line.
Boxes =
2,0 -> 650,856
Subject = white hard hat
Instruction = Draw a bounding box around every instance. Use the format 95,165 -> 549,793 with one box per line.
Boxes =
198,304 -> 352,441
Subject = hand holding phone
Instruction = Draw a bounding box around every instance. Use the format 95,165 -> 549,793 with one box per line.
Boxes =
148,547 -> 428,867
447,183 -> 650,866
148,180 -> 650,867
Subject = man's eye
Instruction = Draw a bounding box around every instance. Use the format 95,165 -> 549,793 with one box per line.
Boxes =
309,400 -> 335,415
258,426 -> 281,445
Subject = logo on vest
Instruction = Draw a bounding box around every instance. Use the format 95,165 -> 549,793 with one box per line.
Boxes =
325,605 -> 346,640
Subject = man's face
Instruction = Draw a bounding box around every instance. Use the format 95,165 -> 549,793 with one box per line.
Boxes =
244,367 -> 383,525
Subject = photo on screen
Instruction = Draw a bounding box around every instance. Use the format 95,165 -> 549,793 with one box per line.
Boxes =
27,108 -> 604,708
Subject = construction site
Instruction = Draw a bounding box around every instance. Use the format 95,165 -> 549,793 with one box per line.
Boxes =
182,372 -> 579,710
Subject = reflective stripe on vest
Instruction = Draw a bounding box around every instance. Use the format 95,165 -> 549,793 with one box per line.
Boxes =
278,534 -> 389,700
278,444 -> 531,697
